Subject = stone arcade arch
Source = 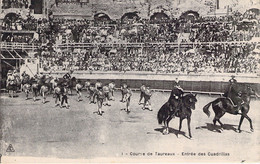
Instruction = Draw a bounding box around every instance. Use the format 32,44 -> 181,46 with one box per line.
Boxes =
121,12 -> 139,23
94,13 -> 111,22
180,10 -> 200,22
150,12 -> 169,23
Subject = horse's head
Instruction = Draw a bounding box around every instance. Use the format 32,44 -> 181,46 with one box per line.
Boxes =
244,85 -> 256,96
240,85 -> 256,103
183,94 -> 197,110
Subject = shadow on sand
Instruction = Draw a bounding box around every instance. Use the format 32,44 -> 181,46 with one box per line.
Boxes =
195,123 -> 238,133
154,127 -> 190,139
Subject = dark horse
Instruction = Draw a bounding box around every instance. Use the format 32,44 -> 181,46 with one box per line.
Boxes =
31,75 -> 52,102
203,85 -> 256,133
157,93 -> 197,139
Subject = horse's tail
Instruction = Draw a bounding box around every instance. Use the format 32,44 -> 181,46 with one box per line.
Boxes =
157,103 -> 167,125
157,109 -> 164,125
203,101 -> 213,117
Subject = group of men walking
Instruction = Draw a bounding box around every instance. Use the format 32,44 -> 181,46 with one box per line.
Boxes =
6,70 -> 244,116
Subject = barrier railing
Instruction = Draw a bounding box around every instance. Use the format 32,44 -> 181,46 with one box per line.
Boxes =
44,71 -> 260,95
55,40 -> 260,49
1,40 -> 260,51
0,42 -> 40,51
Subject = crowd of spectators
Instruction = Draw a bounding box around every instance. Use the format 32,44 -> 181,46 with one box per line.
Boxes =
40,42 -> 259,74
45,13 -> 259,44
1,9 -> 259,74
2,12 -> 260,44
3,34 -> 34,43
2,0 -> 29,9
2,15 -> 38,31
1,15 -> 54,44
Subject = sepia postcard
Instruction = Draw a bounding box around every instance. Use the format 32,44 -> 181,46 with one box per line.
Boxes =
0,0 -> 259,163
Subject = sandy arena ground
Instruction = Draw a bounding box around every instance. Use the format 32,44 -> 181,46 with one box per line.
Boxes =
0,90 -> 259,163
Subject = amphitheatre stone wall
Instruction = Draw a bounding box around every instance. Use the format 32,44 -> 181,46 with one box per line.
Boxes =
49,0 -> 217,20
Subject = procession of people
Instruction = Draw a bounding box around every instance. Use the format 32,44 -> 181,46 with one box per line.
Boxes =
4,69 -> 250,118
5,70 -> 159,115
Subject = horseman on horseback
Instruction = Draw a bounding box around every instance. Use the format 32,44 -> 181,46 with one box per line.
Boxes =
169,78 -> 184,117
224,75 -> 244,114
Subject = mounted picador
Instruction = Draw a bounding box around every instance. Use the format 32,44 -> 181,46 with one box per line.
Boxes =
203,75 -> 258,132
168,78 -> 184,117
223,75 -> 244,114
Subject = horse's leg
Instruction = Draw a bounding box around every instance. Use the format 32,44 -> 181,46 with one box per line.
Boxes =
212,105 -> 225,130
163,119 -> 167,134
177,118 -> 183,138
217,119 -> 224,127
237,115 -> 244,133
163,114 -> 171,135
240,113 -> 253,132
187,117 -> 192,139
166,116 -> 173,134
213,118 -> 217,126
214,115 -> 224,132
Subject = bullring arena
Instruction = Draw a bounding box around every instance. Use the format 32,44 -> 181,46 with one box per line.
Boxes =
1,73 -> 260,162
1,0 -> 260,163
